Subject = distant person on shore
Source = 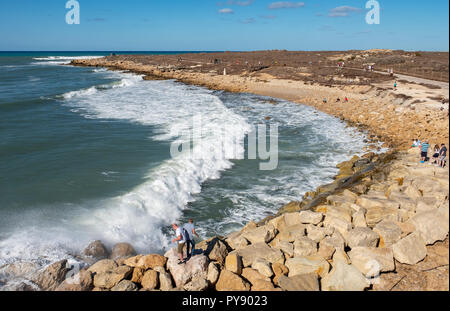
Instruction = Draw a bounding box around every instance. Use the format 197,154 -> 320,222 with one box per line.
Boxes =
394,81 -> 397,90
323,98 -> 327,104
412,139 -> 419,147
438,144 -> 447,168
184,219 -> 200,259
420,140 -> 430,163
345,97 -> 349,103
431,145 -> 441,164
336,98 -> 341,103
172,223 -> 188,264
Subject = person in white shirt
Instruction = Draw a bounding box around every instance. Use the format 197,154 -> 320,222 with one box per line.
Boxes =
171,223 -> 186,264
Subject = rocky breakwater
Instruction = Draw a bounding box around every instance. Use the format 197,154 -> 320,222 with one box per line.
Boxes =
2,147 -> 447,291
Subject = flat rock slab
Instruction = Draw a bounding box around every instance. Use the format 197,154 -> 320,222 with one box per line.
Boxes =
321,260 -> 370,291
277,273 -> 319,291
392,232 -> 427,265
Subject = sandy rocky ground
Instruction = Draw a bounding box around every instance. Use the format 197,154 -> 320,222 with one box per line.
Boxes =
0,50 -> 448,291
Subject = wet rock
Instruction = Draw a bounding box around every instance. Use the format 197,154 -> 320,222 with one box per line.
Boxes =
82,240 -> 109,260
55,270 -> 93,291
32,260 -> 69,291
110,243 -> 136,260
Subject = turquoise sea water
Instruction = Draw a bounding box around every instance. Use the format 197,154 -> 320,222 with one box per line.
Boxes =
0,52 -> 371,278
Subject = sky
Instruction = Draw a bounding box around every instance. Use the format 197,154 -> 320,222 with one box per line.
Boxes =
0,0 -> 448,51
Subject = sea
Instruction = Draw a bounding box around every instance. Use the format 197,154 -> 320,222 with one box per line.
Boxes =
0,52 -> 374,286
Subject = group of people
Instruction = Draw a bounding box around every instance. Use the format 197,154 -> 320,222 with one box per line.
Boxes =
413,139 -> 447,167
171,219 -> 200,265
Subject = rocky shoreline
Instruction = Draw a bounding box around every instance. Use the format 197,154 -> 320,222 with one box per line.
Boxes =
1,55 -> 448,291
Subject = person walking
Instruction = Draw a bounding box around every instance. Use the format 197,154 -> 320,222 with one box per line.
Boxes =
172,223 -> 187,264
184,219 -> 200,259
420,140 -> 430,163
438,144 -> 447,168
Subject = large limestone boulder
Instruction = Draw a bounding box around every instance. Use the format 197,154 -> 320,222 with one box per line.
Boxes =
138,254 -> 167,270
373,220 -> 402,247
152,266 -> 174,291
346,227 -> 379,248
252,258 -> 273,278
32,260 -> 69,291
87,259 -> 118,275
226,235 -> 249,251
271,263 -> 289,286
242,224 -> 278,245
131,267 -> 145,283
285,256 -> 330,278
324,205 -> 352,223
184,276 -> 209,291
224,253 -> 243,275
305,224 -> 333,243
392,232 -> 427,265
110,243 -> 136,260
93,265 -> 133,289
321,260 -> 370,291
298,211 -> 323,225
365,206 -> 399,227
231,243 -> 285,267
276,224 -> 306,242
207,263 -> 220,286
55,269 -> 93,291
251,279 -> 280,291
241,268 -> 271,285
82,240 -> 109,260
111,280 -> 138,291
270,239 -> 294,258
216,270 -> 250,291
141,270 -> 159,290
352,209 -> 367,228
198,237 -> 229,266
323,215 -> 352,238
293,237 -> 317,257
277,273 -> 319,291
408,210 -> 449,245
348,247 -> 395,277
165,248 -> 209,288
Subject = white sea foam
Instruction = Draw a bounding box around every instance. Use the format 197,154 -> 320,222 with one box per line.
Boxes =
31,56 -> 104,66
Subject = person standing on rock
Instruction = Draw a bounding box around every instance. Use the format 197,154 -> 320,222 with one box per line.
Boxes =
171,223 -> 187,264
184,219 -> 200,259
420,140 -> 430,163
438,144 -> 447,168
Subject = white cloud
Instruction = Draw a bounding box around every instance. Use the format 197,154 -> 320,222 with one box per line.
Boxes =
328,6 -> 362,17
268,2 -> 305,9
218,8 -> 234,14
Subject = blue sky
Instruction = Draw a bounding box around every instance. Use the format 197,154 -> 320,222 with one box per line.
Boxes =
0,0 -> 448,51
